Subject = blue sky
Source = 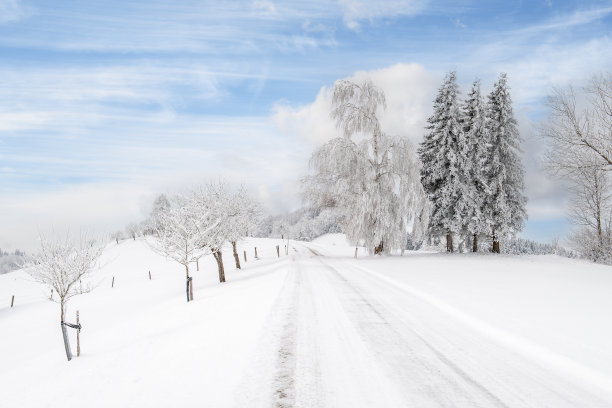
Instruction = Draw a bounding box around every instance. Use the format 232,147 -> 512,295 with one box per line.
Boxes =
1,0 -> 611,250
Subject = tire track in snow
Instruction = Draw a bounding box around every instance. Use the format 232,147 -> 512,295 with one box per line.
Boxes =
271,266 -> 300,408
310,248 -> 510,408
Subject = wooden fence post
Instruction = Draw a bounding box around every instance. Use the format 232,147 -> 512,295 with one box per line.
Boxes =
76,311 -> 80,357
254,247 -> 258,259
196,259 -> 199,271
111,276 -> 115,288
355,247 -> 358,258
243,250 -> 247,262
276,245 -> 280,257
149,271 -> 152,280
10,295 -> 14,307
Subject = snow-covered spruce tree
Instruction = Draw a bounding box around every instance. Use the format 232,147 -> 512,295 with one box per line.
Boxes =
151,195 -> 205,301
458,79 -> 490,252
27,232 -> 103,360
483,73 -> 527,253
418,71 -> 464,252
304,79 -> 425,255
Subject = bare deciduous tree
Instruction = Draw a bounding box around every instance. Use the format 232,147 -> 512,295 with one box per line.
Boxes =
541,73 -> 612,262
542,73 -> 612,175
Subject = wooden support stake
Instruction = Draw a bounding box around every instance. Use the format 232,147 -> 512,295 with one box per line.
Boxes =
76,311 -> 80,357
10,295 -> 14,307
276,245 -> 280,257
254,247 -> 258,259
243,250 -> 247,262
196,259 -> 199,271
355,247 -> 358,258
149,270 -> 152,280
111,276 -> 115,288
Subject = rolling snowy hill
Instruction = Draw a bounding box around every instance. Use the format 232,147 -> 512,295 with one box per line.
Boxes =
1,235 -> 611,407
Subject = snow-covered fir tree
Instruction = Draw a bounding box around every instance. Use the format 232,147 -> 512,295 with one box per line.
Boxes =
458,79 -> 489,252
418,71 -> 463,252
483,73 -> 527,252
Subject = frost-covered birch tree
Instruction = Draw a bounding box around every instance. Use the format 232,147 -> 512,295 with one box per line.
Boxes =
483,73 -> 527,253
418,71 -> 464,252
458,79 -> 490,252
304,79 -> 426,254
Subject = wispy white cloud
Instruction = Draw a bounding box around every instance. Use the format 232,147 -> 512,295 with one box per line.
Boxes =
338,0 -> 429,29
512,6 -> 612,36
273,63 -> 437,146
0,0 -> 31,24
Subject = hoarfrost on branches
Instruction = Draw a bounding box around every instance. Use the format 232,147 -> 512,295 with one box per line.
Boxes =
27,232 -> 103,322
304,79 -> 427,254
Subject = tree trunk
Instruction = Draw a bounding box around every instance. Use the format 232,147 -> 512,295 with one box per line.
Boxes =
446,233 -> 454,253
374,240 -> 384,255
185,264 -> 193,301
232,241 -> 241,269
61,322 -> 72,361
472,234 -> 478,252
214,250 -> 226,283
492,239 -> 500,253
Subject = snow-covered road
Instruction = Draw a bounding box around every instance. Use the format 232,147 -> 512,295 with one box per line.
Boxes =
3,236 -> 612,407
242,244 -> 611,407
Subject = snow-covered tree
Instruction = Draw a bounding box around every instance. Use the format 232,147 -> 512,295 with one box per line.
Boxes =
224,187 -> 260,269
110,230 -> 124,244
27,232 -> 103,360
566,163 -> 612,262
304,79 -> 426,254
125,223 -> 140,241
147,194 -> 171,235
151,195 -> 205,301
542,73 -> 612,174
187,183 -> 230,283
483,73 -> 527,252
418,71 -> 464,252
458,79 -> 490,252
28,232 -> 103,322
541,74 -> 612,263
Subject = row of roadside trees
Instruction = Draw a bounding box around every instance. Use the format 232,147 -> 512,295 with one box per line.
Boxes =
149,183 -> 260,301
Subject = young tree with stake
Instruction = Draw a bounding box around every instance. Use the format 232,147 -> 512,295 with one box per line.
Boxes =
151,195 -> 205,301
27,232 -> 103,360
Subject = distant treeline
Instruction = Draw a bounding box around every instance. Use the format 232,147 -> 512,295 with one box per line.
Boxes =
0,249 -> 26,274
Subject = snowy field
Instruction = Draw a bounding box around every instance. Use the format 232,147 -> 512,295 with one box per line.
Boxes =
1,234 -> 612,407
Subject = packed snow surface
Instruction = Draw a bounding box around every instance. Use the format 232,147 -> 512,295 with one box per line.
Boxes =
1,235 -> 612,407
